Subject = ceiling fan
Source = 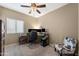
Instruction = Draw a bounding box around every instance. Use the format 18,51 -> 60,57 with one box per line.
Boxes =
21,3 -> 46,14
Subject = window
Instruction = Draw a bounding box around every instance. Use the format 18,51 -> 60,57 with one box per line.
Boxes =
7,18 -> 24,34
7,18 -> 16,33
16,20 -> 24,33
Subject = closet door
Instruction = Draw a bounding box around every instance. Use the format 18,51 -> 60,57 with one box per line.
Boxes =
0,20 -> 5,56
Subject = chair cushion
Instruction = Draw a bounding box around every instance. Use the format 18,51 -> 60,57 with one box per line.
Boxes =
64,37 -> 76,50
65,45 -> 71,49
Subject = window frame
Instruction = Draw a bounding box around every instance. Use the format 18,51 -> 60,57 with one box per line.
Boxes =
6,18 -> 24,34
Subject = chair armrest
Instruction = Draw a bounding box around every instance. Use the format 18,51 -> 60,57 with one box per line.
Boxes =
63,46 -> 71,51
62,45 -> 76,52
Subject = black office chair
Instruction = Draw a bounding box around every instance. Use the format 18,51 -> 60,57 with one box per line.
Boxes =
29,30 -> 37,45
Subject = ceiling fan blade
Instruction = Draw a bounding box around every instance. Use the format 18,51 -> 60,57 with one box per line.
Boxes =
21,5 -> 31,7
37,4 -> 46,8
36,9 -> 41,14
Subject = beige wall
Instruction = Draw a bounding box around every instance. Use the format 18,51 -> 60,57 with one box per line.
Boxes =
78,4 -> 79,46
0,3 -> 78,45
0,6 -> 38,45
78,4 -> 79,55
38,4 -> 78,43
0,7 -> 2,18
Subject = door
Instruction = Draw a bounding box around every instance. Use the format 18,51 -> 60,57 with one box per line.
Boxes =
0,20 -> 5,56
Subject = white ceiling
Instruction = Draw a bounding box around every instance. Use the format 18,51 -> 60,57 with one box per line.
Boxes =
0,3 -> 67,18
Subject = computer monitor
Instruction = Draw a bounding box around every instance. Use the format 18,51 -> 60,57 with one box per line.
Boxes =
28,29 -> 41,32
41,28 -> 45,32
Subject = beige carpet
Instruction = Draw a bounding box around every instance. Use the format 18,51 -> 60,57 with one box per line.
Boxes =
4,43 -> 59,56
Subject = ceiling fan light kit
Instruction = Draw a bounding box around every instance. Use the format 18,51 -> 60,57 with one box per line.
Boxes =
21,3 -> 46,14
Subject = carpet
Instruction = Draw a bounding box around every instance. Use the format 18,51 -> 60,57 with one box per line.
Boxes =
4,43 -> 59,56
